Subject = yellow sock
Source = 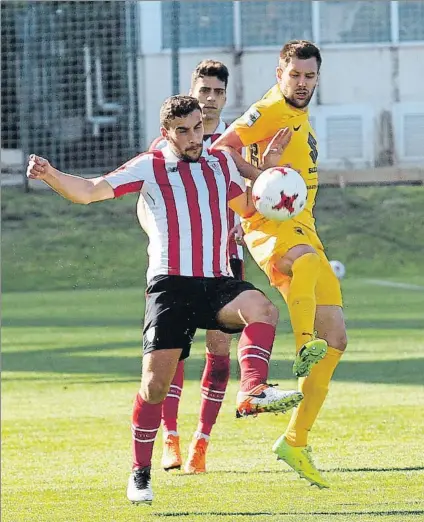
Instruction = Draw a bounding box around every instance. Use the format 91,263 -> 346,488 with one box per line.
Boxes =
285,346 -> 343,447
279,252 -> 321,352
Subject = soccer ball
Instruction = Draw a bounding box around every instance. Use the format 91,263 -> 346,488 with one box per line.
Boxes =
252,166 -> 307,222
330,260 -> 346,280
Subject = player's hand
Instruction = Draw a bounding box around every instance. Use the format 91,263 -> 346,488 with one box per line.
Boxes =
261,127 -> 292,170
228,224 -> 245,247
280,163 -> 301,174
26,155 -> 54,180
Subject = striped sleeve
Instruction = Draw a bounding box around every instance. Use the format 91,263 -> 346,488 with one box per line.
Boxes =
222,151 -> 246,201
148,136 -> 167,152
103,153 -> 152,198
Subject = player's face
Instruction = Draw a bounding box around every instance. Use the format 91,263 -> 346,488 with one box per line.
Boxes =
161,110 -> 204,162
277,57 -> 319,109
190,77 -> 227,121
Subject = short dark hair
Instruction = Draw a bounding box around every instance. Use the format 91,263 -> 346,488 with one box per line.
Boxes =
160,95 -> 201,129
191,59 -> 229,89
279,40 -> 322,71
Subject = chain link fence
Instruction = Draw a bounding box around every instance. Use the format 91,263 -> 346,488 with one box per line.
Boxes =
2,1 -> 424,188
1,0 -> 140,187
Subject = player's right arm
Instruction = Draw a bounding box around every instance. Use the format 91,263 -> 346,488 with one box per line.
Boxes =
26,155 -> 114,204
27,153 -> 149,204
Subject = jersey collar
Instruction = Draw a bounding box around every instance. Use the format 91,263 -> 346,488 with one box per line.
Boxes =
213,119 -> 227,135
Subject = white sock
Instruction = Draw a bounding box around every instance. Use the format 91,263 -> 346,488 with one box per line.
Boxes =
164,430 -> 178,438
194,431 -> 210,441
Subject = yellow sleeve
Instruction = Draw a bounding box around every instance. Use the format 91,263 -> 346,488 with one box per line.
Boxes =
232,99 -> 287,147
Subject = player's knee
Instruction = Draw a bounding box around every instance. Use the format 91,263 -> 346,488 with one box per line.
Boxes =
140,378 -> 169,404
293,251 -> 320,274
265,300 -> 279,326
206,331 -> 231,356
336,333 -> 348,352
275,246 -> 318,277
250,294 -> 279,326
327,331 -> 348,352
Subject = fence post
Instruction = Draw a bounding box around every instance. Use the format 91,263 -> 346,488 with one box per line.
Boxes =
170,0 -> 180,95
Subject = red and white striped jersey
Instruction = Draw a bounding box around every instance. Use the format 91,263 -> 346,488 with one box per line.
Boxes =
203,118 -> 228,148
103,145 -> 246,282
149,119 -> 244,260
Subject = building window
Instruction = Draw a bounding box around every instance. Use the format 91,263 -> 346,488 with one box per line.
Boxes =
161,1 -> 233,49
241,1 -> 312,47
320,1 -> 391,44
399,1 -> 424,42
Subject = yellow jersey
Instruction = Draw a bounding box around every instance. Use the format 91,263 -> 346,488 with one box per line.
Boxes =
233,84 -> 318,230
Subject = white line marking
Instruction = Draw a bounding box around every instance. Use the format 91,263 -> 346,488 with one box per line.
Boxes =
238,354 -> 270,365
201,387 -> 225,394
201,395 -> 224,403
363,279 -> 424,291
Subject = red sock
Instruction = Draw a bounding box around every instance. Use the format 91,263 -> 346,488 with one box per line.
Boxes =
131,393 -> 162,469
161,359 -> 184,433
238,322 -> 275,392
197,353 -> 230,436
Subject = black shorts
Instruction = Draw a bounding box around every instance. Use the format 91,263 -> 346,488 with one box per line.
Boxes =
143,275 -> 256,360
229,258 -> 244,281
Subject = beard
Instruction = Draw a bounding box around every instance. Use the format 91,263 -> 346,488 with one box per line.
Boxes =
168,137 -> 203,163
283,86 -> 316,109
179,148 -> 203,163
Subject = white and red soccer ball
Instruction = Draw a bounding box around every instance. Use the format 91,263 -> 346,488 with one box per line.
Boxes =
252,166 -> 307,222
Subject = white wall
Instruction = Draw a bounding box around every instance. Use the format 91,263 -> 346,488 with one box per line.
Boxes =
138,46 -> 424,165
398,46 -> 424,101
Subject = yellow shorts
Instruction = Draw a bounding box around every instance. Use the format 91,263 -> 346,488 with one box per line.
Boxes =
242,217 -> 343,307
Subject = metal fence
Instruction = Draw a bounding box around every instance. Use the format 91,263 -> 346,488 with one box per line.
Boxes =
160,1 -> 424,49
1,0 -> 140,180
2,1 -> 424,187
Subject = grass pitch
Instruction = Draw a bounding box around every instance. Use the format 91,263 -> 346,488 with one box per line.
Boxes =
2,185 -> 424,292
2,278 -> 424,522
2,185 -> 424,520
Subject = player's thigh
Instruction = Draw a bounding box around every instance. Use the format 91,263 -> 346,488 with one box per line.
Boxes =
312,245 -> 347,350
143,276 -> 196,361
244,221 -> 315,287
206,329 -> 232,356
315,249 -> 343,308
216,287 -> 278,330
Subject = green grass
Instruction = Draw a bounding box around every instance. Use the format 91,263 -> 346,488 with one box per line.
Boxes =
2,185 -> 424,520
2,279 -> 424,521
2,185 -> 424,292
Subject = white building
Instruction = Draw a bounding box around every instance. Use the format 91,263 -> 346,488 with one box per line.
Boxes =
138,1 -> 424,170
1,1 -> 423,180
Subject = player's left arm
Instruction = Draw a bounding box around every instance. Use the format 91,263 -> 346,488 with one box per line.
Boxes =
221,151 -> 256,218
229,187 -> 256,219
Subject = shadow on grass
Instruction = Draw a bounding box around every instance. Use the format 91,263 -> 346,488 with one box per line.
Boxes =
2,317 -> 140,328
155,510 -> 424,518
205,466 -> 424,474
2,340 -> 424,386
3,317 -> 423,331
